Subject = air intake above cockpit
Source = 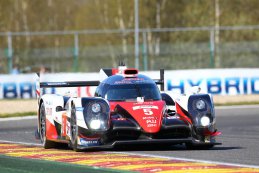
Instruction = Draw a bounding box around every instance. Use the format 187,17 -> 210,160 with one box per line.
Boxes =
123,68 -> 138,77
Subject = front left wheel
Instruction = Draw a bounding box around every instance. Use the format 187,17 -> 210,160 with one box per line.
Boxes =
39,103 -> 56,149
70,105 -> 80,151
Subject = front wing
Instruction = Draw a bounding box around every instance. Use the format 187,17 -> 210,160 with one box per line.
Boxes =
76,137 -> 221,150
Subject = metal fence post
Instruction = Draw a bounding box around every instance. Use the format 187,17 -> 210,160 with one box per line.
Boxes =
73,33 -> 79,72
7,32 -> 13,74
142,32 -> 148,71
209,30 -> 215,68
134,0 -> 139,69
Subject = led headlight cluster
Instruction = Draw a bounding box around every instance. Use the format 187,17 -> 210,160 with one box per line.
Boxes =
196,100 -> 210,126
91,103 -> 101,113
83,100 -> 109,131
188,95 -> 214,127
200,116 -> 210,126
196,99 -> 206,110
90,119 -> 101,129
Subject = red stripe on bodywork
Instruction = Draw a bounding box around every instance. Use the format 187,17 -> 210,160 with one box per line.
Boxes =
77,87 -> 81,97
175,102 -> 192,125
110,101 -> 165,133
62,113 -> 67,137
112,68 -> 119,75
204,130 -> 222,137
86,87 -> 92,97
36,90 -> 40,96
46,118 -> 58,140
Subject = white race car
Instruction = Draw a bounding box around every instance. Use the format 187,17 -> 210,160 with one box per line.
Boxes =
35,66 -> 221,151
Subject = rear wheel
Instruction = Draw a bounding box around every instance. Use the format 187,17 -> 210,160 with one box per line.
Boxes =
70,105 -> 80,151
39,103 -> 56,149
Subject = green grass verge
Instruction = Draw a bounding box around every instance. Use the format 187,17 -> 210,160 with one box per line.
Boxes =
0,154 -> 134,173
0,112 -> 37,118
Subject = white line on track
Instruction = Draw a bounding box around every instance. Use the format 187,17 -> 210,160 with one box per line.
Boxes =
109,151 -> 259,169
216,105 -> 259,110
0,139 -> 259,169
0,140 -> 42,146
0,131 -> 33,135
0,115 -> 37,122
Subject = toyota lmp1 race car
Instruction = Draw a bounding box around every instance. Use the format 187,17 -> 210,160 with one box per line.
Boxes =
35,65 -> 221,151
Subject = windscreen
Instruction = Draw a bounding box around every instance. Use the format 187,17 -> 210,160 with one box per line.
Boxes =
105,83 -> 161,101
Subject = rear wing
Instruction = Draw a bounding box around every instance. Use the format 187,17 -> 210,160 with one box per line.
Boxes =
35,68 -> 165,99
40,81 -> 100,88
35,73 -> 100,101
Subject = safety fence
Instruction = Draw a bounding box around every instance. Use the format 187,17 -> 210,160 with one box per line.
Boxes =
0,26 -> 259,73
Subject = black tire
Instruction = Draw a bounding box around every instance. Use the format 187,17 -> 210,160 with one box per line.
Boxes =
39,103 -> 56,149
185,143 -> 214,150
70,105 -> 80,151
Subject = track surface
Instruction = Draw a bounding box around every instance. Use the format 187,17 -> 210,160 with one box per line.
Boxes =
0,106 -> 259,166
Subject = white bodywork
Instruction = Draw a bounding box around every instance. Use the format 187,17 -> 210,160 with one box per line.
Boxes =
40,94 -> 87,141
164,86 -> 213,112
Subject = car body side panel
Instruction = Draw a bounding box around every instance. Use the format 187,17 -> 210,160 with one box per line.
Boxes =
72,98 -> 88,129
40,94 -> 64,141
46,118 -> 58,140
175,102 -> 193,125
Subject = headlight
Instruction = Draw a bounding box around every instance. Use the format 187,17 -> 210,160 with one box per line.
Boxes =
200,116 -> 210,126
91,103 -> 101,113
196,99 -> 206,110
84,99 -> 110,131
90,119 -> 101,129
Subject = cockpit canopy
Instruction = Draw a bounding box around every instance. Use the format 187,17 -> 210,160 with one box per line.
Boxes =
95,74 -> 161,101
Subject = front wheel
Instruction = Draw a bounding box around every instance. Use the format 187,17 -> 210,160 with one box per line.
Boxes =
70,105 -> 80,151
39,103 -> 56,149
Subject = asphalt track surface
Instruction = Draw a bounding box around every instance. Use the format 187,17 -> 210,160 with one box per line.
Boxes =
0,105 -> 259,167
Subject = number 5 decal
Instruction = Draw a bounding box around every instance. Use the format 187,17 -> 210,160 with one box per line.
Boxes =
143,108 -> 153,115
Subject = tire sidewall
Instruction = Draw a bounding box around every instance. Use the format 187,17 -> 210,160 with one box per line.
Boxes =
70,105 -> 79,151
39,103 -> 47,144
39,102 -> 55,149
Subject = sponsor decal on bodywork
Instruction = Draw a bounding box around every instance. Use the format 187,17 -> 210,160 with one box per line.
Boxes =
133,105 -> 159,110
79,138 -> 100,146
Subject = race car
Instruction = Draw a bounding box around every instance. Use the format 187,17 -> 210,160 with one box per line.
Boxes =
35,65 -> 221,151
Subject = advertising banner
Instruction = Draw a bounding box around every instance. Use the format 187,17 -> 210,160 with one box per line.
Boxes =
0,68 -> 259,99
163,68 -> 259,95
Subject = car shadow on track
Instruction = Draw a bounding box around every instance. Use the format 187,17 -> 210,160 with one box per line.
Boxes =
47,143 -> 243,152
109,145 -> 243,152
80,144 -> 243,152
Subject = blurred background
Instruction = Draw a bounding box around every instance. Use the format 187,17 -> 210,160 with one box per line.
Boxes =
0,0 -> 259,73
